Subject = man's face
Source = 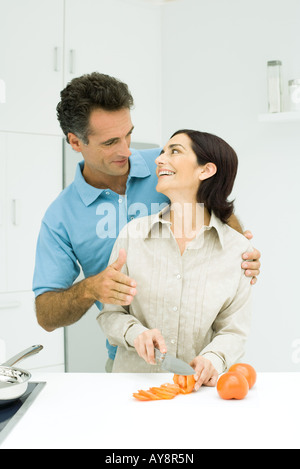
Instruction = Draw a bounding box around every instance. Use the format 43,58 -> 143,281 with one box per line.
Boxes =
68,108 -> 134,183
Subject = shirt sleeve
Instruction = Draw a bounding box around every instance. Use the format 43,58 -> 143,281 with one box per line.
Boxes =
96,229 -> 148,349
199,266 -> 253,375
32,220 -> 81,297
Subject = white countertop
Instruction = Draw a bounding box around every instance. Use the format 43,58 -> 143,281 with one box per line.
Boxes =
1,372 -> 300,449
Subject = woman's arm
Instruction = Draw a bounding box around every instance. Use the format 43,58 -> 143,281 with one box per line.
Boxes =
97,305 -> 148,349
199,265 -> 253,375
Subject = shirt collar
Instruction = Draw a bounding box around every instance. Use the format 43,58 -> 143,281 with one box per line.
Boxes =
144,205 -> 225,249
73,149 -> 151,207
128,148 -> 152,179
207,211 -> 225,249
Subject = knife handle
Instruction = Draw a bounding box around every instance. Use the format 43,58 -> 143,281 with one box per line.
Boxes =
154,348 -> 165,363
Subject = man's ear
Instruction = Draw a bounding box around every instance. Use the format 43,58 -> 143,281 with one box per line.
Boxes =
68,132 -> 84,153
198,162 -> 217,181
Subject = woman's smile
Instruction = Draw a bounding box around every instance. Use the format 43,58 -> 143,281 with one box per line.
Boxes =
157,168 -> 176,177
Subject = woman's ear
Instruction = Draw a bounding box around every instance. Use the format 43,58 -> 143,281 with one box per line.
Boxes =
198,163 -> 217,181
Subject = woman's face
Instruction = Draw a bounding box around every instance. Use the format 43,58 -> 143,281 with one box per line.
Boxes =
155,133 -> 202,201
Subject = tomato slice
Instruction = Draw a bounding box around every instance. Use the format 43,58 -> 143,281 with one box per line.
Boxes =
161,383 -> 180,394
133,393 -> 150,401
137,389 -> 160,400
149,387 -> 176,399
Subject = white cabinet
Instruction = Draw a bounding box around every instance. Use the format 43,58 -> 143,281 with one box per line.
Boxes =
0,132 -> 63,292
0,133 -> 64,372
64,0 -> 162,143
0,291 -> 65,372
0,0 -> 161,140
0,0 -> 64,135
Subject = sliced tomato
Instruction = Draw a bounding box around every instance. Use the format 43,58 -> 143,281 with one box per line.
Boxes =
133,375 -> 195,402
173,374 -> 195,394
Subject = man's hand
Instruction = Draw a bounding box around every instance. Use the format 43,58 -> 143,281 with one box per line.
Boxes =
190,356 -> 218,391
242,230 -> 261,285
134,329 -> 167,365
88,249 -> 137,305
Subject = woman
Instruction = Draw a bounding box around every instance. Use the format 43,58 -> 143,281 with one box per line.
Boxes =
97,129 -> 253,390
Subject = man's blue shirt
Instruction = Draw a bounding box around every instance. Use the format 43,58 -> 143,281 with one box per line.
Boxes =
33,148 -> 168,360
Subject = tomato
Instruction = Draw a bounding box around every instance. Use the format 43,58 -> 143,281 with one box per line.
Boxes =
173,374 -> 196,394
217,372 -> 249,400
228,363 -> 257,389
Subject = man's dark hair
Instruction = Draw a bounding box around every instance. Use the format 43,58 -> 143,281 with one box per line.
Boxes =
171,129 -> 238,224
56,72 -> 134,144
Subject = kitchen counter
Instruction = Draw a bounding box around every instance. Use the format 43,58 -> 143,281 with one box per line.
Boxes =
1,372 -> 300,449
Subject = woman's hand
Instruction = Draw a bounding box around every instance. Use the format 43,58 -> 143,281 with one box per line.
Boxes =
190,356 -> 218,391
134,328 -> 167,365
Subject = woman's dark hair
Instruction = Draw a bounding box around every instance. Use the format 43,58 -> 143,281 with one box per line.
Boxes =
171,129 -> 238,224
56,72 -> 134,144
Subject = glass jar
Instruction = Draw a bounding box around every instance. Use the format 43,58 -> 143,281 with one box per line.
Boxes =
267,60 -> 282,113
288,79 -> 300,111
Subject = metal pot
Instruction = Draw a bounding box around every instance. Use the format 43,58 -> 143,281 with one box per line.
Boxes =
0,345 -> 43,401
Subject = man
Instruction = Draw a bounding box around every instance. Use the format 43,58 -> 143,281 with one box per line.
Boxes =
33,72 -> 261,365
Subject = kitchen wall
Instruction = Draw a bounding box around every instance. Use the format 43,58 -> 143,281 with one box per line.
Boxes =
160,0 -> 300,371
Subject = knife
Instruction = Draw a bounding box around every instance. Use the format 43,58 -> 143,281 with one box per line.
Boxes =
154,348 -> 195,375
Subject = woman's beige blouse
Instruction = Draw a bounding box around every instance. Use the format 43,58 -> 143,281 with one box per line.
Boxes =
97,207 -> 253,374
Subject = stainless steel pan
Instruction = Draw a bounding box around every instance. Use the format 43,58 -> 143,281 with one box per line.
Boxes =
0,345 -> 43,401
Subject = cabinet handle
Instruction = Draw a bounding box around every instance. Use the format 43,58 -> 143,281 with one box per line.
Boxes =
12,199 -> 21,226
0,339 -> 6,364
54,47 -> 61,72
69,49 -> 75,74
0,302 -> 21,309
0,201 -> 3,226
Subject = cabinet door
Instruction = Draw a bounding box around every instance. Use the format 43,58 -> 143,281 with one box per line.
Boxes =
0,0 -> 64,135
0,133 -> 7,291
5,133 -> 63,292
64,0 -> 162,143
0,291 -> 64,371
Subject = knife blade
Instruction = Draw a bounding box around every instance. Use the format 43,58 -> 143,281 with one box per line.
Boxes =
154,348 -> 195,375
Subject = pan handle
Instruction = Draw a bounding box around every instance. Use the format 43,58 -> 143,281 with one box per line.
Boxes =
2,345 -> 43,367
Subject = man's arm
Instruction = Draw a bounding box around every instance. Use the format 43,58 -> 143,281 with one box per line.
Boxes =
227,214 -> 261,285
36,249 -> 137,332
35,279 -> 96,332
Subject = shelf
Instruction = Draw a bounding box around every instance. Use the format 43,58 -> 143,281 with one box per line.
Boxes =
258,111 -> 300,123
